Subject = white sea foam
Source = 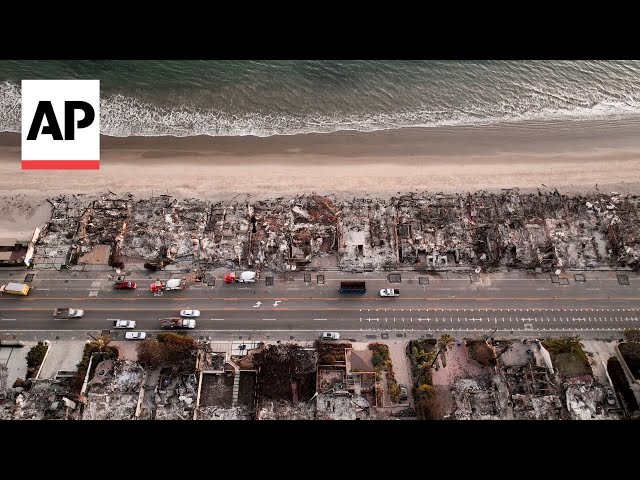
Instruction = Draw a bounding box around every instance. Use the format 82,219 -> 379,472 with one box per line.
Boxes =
3,81 -> 640,138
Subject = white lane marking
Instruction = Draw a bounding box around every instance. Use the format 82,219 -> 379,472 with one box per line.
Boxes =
587,288 -> 600,291
262,318 -> 277,321
314,318 -> 327,321
37,288 -> 50,291
209,318 -> 225,321
537,288 -> 550,291
1,318 -> 16,321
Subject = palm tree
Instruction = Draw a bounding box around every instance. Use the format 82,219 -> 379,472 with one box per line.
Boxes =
416,351 -> 437,379
429,334 -> 455,369
86,333 -> 112,352
437,334 -> 455,352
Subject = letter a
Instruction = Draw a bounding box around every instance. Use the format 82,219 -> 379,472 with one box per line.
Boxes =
26,101 -> 63,140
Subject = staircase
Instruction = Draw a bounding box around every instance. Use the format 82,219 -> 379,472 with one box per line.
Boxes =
228,359 -> 241,407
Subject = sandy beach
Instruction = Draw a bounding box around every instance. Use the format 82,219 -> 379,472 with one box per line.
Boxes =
2,118 -> 640,236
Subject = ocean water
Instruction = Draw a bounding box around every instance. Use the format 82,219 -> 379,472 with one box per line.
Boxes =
1,60 -> 640,137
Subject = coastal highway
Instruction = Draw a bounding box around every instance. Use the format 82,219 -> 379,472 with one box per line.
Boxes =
1,269 -> 640,336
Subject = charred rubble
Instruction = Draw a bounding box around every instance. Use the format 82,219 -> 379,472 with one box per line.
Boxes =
32,189 -> 640,272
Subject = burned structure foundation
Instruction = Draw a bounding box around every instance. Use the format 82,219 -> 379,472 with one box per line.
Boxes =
32,189 -> 640,273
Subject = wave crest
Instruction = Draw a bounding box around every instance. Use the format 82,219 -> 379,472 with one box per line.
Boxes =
3,81 -> 640,137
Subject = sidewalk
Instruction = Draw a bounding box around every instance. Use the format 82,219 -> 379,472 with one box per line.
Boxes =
5,266 -> 639,286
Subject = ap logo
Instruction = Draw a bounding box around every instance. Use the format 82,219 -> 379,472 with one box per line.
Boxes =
21,80 -> 100,170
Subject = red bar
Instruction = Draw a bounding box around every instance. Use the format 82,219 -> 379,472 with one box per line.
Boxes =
22,160 -> 100,170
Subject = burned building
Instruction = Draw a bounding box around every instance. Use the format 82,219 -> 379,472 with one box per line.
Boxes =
31,189 -> 640,273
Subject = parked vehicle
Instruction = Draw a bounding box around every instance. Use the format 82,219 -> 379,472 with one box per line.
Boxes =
339,281 -> 366,294
150,278 -> 185,292
225,271 -> 257,283
605,387 -> 617,406
53,307 -> 84,318
0,282 -> 31,296
380,288 -> 400,297
160,317 -> 196,329
399,384 -> 408,401
321,332 -> 340,340
180,309 -> 200,317
114,281 -> 137,290
112,320 -> 136,329
125,331 -> 147,340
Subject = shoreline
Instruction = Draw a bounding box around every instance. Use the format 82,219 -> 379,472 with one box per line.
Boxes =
0,119 -> 640,205
4,117 -> 640,158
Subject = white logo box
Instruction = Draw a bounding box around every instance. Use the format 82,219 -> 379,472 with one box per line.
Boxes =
22,79 -> 100,170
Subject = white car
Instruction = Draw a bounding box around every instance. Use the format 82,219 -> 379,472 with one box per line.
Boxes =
125,331 -> 147,340
380,288 -> 400,297
180,309 -> 200,317
113,320 -> 136,329
321,332 -> 340,340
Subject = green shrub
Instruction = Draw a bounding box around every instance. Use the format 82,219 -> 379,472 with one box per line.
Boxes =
372,354 -> 384,367
26,342 -> 48,369
389,383 -> 400,403
368,343 -> 390,362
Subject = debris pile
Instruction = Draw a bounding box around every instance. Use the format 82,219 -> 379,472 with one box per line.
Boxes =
197,405 -> 252,420
82,359 -> 143,420
564,378 -> 616,420
316,393 -> 357,420
33,195 -> 88,268
1,379 -> 78,420
495,340 -> 564,419
122,196 -> 208,266
199,201 -> 251,269
257,399 -> 316,420
448,377 -> 501,420
196,343 -> 227,372
76,196 -> 130,265
154,371 -> 199,420
339,198 -> 396,271
32,189 -> 640,272
250,194 -> 338,272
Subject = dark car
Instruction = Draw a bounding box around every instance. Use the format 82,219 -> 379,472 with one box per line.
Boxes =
114,281 -> 137,290
605,387 -> 616,406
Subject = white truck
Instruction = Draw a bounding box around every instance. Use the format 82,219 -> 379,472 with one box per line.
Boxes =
112,320 -> 136,329
225,271 -> 257,283
165,279 -> 184,290
160,317 -> 196,329
53,307 -> 84,318
379,288 -> 400,297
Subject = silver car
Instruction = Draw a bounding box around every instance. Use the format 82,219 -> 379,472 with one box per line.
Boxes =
180,309 -> 200,317
321,332 -> 340,340
399,384 -> 408,401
